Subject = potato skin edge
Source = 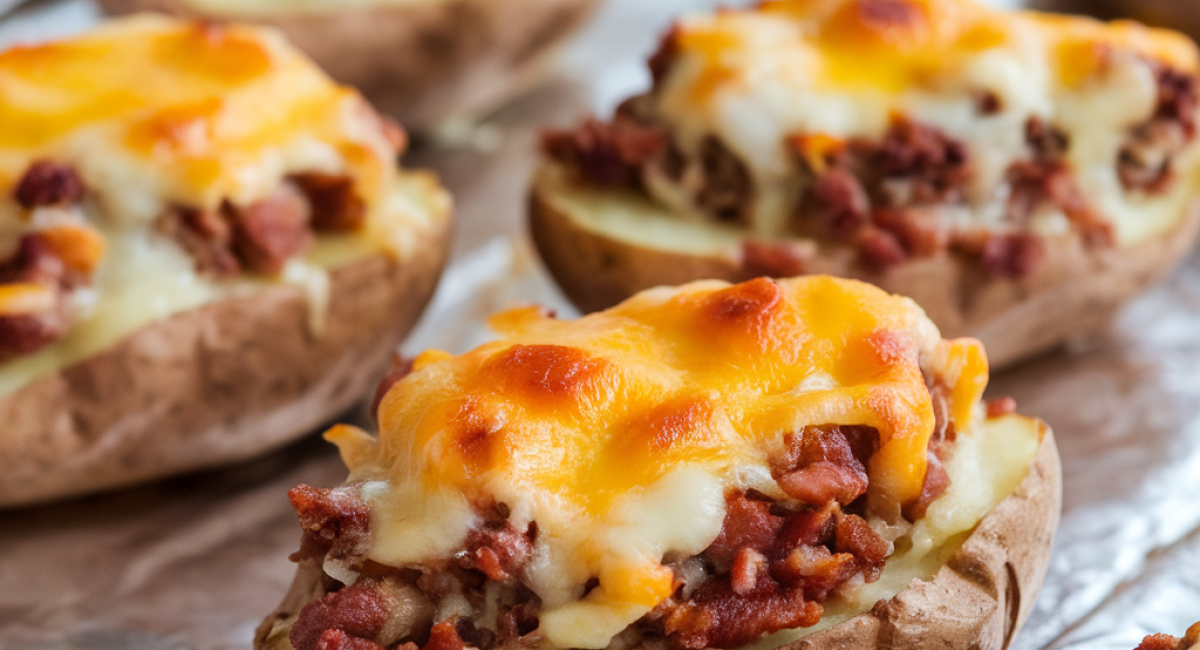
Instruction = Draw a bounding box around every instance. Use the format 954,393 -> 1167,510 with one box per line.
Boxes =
95,0 -> 602,129
529,172 -> 1200,368
0,216 -> 449,509
253,428 -> 1061,650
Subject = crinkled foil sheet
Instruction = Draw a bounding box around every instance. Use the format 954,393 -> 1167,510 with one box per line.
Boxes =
0,0 -> 1197,648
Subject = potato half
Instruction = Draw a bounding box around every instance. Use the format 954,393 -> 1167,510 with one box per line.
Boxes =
0,171 -> 451,508
254,424 -> 1059,650
530,165 -> 1200,369
95,0 -> 602,129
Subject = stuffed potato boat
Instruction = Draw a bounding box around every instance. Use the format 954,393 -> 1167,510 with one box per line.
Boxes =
257,276 -> 1061,650
0,16 -> 451,507
530,0 -> 1200,368
95,0 -> 602,130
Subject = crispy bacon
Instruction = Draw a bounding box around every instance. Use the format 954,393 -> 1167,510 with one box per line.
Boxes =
293,173 -> 367,232
288,484 -> 372,563
13,160 -> 85,209
541,118 -> 667,190
0,312 -> 65,363
291,583 -> 389,650
227,184 -> 314,274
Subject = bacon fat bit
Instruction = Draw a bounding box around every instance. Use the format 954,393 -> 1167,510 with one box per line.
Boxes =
13,160 -> 85,209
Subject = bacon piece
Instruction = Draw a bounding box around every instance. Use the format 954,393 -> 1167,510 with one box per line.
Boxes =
424,619 -> 468,650
729,547 -> 767,595
834,514 -> 889,582
804,167 -> 869,236
855,225 -> 908,270
156,207 -> 241,278
14,160 -> 85,209
288,484 -> 371,563
0,312 -> 64,363
0,234 -> 66,286
740,239 -> 809,279
460,521 -> 535,581
1134,634 -> 1188,650
778,461 -> 868,506
292,173 -> 367,232
696,137 -> 753,221
664,577 -> 821,650
863,118 -> 970,205
227,184 -> 314,274
902,451 -> 951,521
290,583 -> 388,650
704,493 -> 784,573
541,117 -> 666,190
986,396 -> 1017,418
314,630 -> 385,650
981,232 -> 1043,280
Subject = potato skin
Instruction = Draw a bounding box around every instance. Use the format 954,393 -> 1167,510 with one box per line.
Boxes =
95,0 -> 601,129
530,172 -> 1200,368
254,427 -> 1060,650
0,216 -> 449,509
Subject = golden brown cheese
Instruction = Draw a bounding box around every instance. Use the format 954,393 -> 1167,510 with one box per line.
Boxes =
0,15 -> 395,214
334,276 -> 990,648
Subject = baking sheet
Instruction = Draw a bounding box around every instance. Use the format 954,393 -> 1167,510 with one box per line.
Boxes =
1,0 -> 1198,648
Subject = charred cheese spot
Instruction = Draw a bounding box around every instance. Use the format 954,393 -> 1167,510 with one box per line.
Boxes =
477,344 -> 612,407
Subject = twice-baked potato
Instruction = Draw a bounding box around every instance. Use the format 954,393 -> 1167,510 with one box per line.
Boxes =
257,276 -> 1061,650
94,0 -> 602,130
0,16 -> 451,507
531,0 -> 1200,368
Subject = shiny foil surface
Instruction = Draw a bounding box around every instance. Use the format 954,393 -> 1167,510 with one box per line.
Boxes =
0,0 -> 1197,648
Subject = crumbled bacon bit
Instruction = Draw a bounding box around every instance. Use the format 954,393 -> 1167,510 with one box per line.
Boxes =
981,232 -> 1044,280
291,583 -> 388,650
986,396 -> 1017,418
14,160 -> 85,209
292,173 -> 367,233
288,484 -> 371,563
541,117 -> 666,190
226,184 -> 314,274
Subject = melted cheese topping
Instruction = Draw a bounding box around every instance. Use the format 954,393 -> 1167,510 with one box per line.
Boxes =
0,16 -> 446,395
652,0 -> 1200,245
332,276 -> 996,649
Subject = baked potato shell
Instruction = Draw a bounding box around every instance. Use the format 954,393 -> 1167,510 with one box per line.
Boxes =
95,0 -> 601,130
530,166 -> 1200,368
254,425 -> 1061,650
0,175 -> 451,509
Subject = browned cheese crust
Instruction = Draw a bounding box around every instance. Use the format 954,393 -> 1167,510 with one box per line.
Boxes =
95,0 -> 601,129
254,429 -> 1061,650
0,219 -> 449,508
530,176 -> 1200,368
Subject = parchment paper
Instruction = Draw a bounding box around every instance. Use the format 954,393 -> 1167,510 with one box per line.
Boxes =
1,0 -> 1197,648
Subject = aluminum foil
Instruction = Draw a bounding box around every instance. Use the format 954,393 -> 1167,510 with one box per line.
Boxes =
0,0 -> 1197,648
